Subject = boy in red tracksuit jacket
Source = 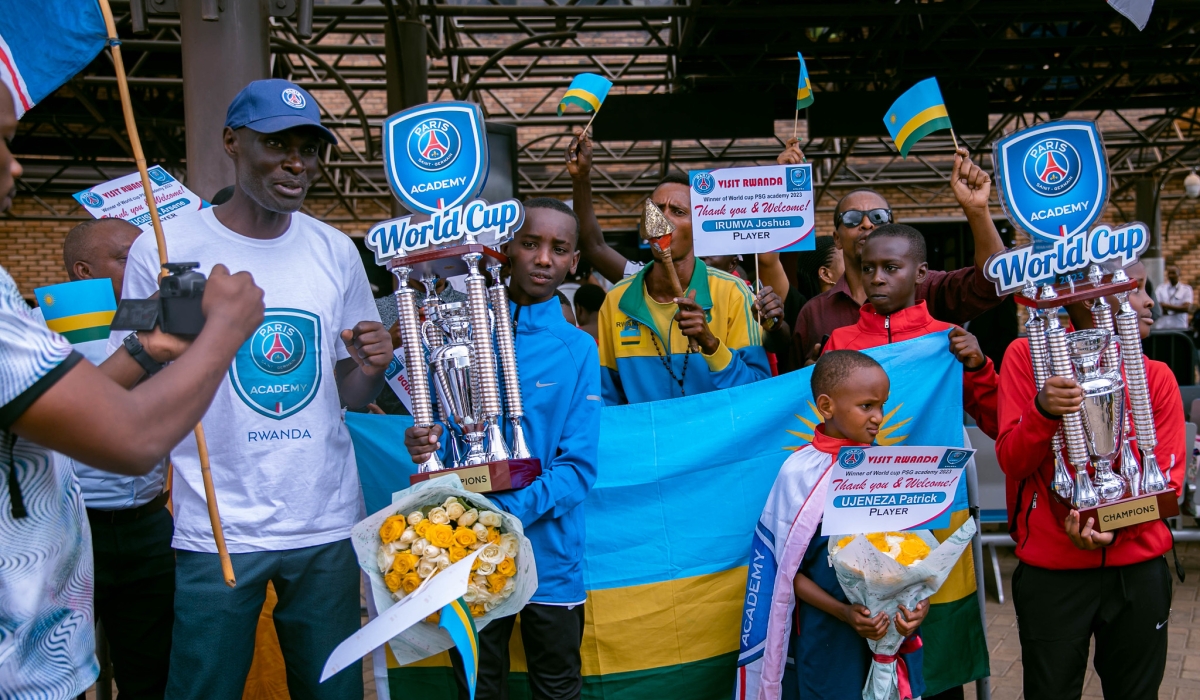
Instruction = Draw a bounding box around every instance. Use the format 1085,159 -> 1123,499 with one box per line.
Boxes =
824,224 -> 1000,439
996,260 -> 1184,700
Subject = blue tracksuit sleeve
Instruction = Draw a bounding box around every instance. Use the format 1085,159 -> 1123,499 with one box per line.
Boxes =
708,344 -> 771,390
601,366 -> 626,406
489,341 -> 602,527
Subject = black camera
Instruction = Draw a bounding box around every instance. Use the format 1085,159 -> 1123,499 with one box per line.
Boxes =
111,262 -> 207,336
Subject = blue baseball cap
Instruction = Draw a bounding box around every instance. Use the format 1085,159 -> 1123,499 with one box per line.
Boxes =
224,79 -> 337,144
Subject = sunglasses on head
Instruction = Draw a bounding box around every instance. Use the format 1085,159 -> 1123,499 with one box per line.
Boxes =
835,208 -> 892,229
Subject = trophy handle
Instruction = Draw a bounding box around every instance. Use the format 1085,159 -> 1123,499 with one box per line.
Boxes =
419,319 -> 439,351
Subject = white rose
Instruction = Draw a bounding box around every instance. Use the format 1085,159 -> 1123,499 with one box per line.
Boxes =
500,577 -> 515,598
478,511 -> 503,528
407,511 -> 424,526
472,523 -> 489,541
469,542 -> 484,551
472,574 -> 489,589
434,554 -> 451,570
477,561 -> 496,576
422,545 -> 443,560
463,586 -> 480,603
484,597 -> 501,612
443,496 -> 461,509
428,507 -> 450,525
417,559 -> 438,578
480,543 -> 504,565
411,538 -> 429,558
399,528 -> 417,546
376,549 -> 395,574
457,509 -> 479,528
390,589 -> 405,602
499,533 -> 519,558
446,502 -> 466,521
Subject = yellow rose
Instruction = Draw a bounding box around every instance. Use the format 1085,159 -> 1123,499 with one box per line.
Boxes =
487,527 -> 501,545
379,515 -> 407,544
497,557 -> 516,577
469,603 -> 486,618
428,523 -> 455,549
449,545 -> 468,563
836,535 -> 854,550
415,520 -> 431,538
472,557 -> 483,571
486,573 -> 508,594
384,570 -> 403,592
425,611 -> 441,625
401,572 -> 422,593
392,552 -> 419,575
454,527 -> 478,547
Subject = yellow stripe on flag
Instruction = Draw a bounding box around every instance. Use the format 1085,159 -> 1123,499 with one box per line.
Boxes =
797,85 -> 811,101
894,104 -> 950,154
45,310 -> 114,334
562,88 -> 602,111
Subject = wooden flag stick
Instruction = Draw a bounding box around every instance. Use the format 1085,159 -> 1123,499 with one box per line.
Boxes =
793,109 -> 799,141
950,128 -> 962,153
582,108 -> 600,138
97,0 -> 236,588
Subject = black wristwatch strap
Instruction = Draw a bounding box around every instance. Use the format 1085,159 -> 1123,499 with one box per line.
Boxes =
123,332 -> 165,376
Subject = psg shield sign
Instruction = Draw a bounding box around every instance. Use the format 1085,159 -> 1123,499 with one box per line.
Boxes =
382,101 -> 489,215
230,309 -> 323,420
993,120 -> 1109,248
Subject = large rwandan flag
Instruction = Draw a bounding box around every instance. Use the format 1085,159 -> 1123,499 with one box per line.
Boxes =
884,77 -> 953,158
349,332 -> 988,699
0,1 -> 107,119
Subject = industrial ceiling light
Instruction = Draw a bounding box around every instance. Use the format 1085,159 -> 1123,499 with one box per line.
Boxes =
1186,170 -> 1200,199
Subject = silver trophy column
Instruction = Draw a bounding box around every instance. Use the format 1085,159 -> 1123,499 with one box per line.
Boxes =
1041,285 -> 1101,510
1085,266 -> 1142,495
424,303 -> 489,465
1066,329 -> 1127,503
1112,269 -> 1170,494
462,248 -> 510,462
487,260 -> 532,459
1023,282 -> 1074,500
391,262 -> 443,473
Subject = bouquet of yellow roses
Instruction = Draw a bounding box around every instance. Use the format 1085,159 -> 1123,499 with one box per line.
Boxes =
352,475 -> 537,665
827,519 -> 976,700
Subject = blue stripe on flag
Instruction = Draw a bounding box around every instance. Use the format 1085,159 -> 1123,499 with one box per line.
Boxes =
33,279 -> 116,321
0,1 -> 106,110
439,597 -> 479,699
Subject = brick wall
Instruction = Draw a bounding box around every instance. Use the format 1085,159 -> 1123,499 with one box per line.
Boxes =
0,197 -> 82,300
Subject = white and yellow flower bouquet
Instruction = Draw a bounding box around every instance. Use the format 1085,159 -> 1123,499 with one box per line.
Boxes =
352,475 -> 537,665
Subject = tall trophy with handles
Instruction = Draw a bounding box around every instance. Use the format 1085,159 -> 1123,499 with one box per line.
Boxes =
363,101 -> 540,494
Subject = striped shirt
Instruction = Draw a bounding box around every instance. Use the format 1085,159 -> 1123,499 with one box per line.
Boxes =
0,265 -> 97,699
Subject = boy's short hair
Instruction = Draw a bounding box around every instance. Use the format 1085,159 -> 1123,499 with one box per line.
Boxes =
574,283 -> 606,313
523,196 -> 580,248
811,350 -> 885,397
863,223 -> 927,264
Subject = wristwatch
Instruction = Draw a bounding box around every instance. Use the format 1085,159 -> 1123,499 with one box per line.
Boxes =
123,332 -> 165,376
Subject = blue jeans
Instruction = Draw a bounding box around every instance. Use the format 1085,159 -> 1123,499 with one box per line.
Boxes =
165,539 -> 363,700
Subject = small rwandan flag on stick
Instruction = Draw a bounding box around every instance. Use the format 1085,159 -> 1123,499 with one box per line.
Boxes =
439,597 -> 479,699
796,53 -> 814,110
34,278 -> 117,344
558,73 -> 613,116
884,77 -> 953,157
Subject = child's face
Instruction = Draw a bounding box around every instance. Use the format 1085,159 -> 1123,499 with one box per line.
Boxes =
504,208 -> 580,306
816,365 -> 891,444
860,236 -> 927,316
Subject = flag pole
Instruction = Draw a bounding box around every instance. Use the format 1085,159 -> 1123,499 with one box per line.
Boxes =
950,128 -> 962,154
97,0 -> 236,588
582,108 -> 600,138
793,109 -> 799,141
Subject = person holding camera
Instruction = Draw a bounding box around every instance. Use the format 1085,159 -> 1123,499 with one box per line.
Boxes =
0,81 -> 267,700
114,80 -> 390,699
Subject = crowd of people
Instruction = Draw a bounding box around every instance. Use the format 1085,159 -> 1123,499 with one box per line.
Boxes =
0,77 -> 1187,700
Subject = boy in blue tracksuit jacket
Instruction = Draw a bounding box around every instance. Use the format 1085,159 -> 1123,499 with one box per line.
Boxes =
404,197 -> 601,700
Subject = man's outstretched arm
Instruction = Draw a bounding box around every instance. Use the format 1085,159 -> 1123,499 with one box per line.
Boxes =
568,128 -> 630,283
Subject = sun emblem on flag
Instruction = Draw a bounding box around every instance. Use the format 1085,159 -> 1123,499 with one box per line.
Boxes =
890,114 -> 897,124
43,294 -> 55,307
783,400 -> 911,450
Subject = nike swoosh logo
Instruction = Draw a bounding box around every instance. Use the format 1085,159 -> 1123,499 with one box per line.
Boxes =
536,381 -> 557,388
587,395 -> 601,401
1157,620 -> 1168,630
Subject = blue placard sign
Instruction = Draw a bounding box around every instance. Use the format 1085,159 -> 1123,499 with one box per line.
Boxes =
993,120 -> 1109,248
382,101 -> 490,215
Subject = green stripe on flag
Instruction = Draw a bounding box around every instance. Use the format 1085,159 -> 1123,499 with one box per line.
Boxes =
389,653 -> 738,700
921,592 -> 990,695
897,115 -> 953,157
59,325 -> 111,344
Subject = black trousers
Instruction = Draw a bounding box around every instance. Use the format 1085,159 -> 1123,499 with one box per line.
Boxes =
1012,557 -> 1172,700
89,506 -> 176,700
450,603 -> 586,700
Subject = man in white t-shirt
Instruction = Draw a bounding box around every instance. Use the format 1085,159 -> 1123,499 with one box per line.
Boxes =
1154,265 -> 1193,330
112,80 -> 391,699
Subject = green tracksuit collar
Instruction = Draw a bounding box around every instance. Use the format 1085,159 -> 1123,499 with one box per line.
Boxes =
617,257 -> 712,339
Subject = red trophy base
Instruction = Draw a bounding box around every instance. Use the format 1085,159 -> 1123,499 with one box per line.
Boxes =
1077,490 -> 1180,532
409,458 -> 542,494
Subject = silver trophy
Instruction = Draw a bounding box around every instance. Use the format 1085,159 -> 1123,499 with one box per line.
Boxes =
424,302 -> 489,466
1022,281 -> 1074,501
1066,329 -> 1127,503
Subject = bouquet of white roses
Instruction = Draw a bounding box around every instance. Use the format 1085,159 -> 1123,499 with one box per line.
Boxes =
827,518 -> 977,700
352,475 -> 537,665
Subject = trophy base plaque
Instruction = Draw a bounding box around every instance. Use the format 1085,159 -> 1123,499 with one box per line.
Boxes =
1077,490 -> 1180,532
409,458 -> 543,494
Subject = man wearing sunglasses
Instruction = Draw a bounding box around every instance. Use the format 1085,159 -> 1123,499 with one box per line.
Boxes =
777,140 -> 1006,366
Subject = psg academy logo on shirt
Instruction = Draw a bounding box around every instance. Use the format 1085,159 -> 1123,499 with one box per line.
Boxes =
230,309 -> 322,420
992,119 -> 1109,246
281,88 -> 307,109
407,118 -> 461,172
382,101 -> 489,215
1022,139 -> 1081,197
691,171 -> 716,195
